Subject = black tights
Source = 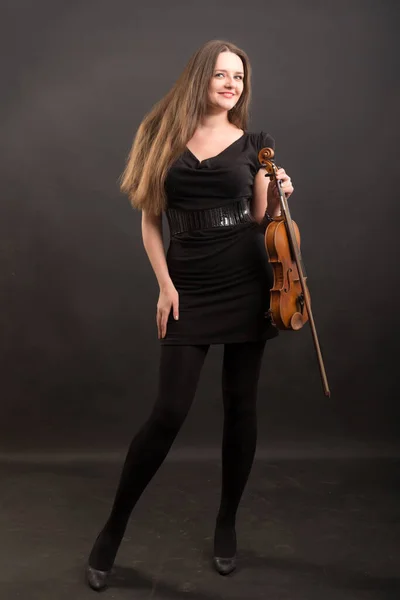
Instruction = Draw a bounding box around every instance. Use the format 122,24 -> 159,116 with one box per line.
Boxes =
89,339 -> 266,570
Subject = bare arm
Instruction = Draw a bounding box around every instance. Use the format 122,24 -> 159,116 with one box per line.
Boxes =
141,210 -> 172,290
141,210 -> 179,338
251,169 -> 281,223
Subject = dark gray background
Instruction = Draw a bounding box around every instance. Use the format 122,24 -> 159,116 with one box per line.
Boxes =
1,0 -> 398,457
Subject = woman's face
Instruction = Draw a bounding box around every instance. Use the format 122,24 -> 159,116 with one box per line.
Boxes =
208,51 -> 244,113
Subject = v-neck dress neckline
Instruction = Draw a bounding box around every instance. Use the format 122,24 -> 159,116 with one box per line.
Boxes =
185,132 -> 247,166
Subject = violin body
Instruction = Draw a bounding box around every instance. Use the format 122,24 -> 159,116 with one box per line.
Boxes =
265,217 -> 310,330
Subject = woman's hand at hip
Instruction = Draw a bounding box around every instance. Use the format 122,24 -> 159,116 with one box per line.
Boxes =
157,283 -> 179,339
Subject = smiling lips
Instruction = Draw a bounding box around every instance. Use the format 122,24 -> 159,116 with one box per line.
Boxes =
219,92 -> 234,98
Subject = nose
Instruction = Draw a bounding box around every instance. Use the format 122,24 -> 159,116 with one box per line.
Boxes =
224,75 -> 235,88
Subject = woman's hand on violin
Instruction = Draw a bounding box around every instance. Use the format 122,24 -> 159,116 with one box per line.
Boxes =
157,282 -> 179,339
267,167 -> 294,207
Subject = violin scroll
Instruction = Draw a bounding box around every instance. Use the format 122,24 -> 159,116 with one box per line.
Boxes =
258,148 -> 276,176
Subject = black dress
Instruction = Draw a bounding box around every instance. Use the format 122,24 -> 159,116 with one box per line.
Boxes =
161,131 -> 278,346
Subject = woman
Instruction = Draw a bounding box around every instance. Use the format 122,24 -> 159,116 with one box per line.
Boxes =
86,39 -> 294,591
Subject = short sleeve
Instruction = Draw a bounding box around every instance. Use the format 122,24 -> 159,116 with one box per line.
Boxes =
258,131 -> 275,153
248,131 -> 275,176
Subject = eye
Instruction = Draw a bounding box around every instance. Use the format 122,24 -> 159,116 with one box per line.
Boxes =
214,73 -> 243,81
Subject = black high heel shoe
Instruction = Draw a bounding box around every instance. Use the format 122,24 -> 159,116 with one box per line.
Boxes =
213,520 -> 237,575
85,564 -> 110,591
212,555 -> 237,576
86,525 -> 122,591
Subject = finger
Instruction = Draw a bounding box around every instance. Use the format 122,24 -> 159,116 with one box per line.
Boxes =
161,311 -> 169,338
278,173 -> 290,183
281,179 -> 292,188
156,306 -> 167,337
172,298 -> 179,320
282,183 -> 294,196
156,310 -> 161,339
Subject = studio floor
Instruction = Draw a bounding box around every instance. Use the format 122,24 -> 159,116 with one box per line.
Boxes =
0,455 -> 399,600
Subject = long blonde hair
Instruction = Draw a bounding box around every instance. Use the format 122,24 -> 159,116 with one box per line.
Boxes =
119,40 -> 252,215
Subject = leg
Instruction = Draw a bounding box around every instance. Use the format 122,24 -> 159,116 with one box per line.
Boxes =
88,343 -> 209,573
214,339 -> 267,567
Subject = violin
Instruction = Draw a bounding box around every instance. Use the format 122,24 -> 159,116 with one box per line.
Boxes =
258,147 -> 330,398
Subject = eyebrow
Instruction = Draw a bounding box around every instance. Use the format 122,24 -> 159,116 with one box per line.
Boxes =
214,69 -> 244,75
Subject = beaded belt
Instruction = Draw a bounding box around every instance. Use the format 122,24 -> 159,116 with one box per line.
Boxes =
166,198 -> 256,236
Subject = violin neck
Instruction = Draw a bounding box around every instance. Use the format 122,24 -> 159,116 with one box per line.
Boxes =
277,180 -> 306,276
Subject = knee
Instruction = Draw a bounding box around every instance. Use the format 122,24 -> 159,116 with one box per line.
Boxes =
149,404 -> 188,434
224,399 -> 257,422
223,380 -> 257,403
